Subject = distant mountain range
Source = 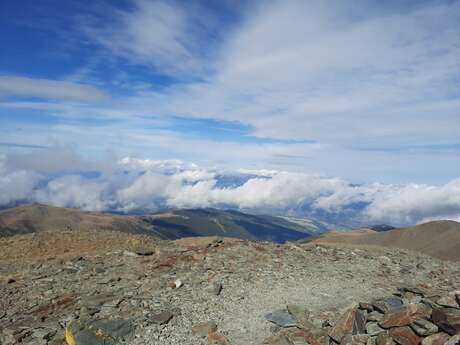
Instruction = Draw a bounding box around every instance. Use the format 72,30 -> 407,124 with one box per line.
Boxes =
0,204 -> 335,243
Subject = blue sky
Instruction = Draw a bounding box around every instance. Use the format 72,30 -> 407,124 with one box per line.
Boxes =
0,0 -> 459,185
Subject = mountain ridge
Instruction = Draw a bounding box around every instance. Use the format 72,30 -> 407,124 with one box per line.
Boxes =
0,203 -> 330,243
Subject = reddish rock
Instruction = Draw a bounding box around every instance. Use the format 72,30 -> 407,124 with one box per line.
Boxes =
432,308 -> 460,335
289,329 -> 325,345
208,332 -> 230,345
389,326 -> 422,345
421,333 -> 451,345
376,332 -> 396,345
329,308 -> 367,343
379,307 -> 414,328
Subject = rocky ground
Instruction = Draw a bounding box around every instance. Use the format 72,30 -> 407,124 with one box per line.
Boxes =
1,234 -> 459,345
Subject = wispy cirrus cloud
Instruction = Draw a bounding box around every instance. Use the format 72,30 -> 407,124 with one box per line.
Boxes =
0,76 -> 108,102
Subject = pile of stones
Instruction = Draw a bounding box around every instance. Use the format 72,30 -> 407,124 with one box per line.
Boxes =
264,287 -> 460,345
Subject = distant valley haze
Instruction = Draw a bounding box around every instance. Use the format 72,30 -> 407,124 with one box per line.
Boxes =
0,0 -> 459,227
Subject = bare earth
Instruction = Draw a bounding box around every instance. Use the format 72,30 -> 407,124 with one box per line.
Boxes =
1,231 -> 459,345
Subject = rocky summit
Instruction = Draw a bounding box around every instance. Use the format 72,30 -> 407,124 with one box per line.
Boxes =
1,234 -> 460,345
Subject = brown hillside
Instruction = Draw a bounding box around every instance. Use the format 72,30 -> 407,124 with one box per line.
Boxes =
314,220 -> 460,261
0,203 -> 165,238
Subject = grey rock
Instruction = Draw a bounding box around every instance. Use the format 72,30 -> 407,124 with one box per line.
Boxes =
373,297 -> 404,313
366,322 -> 386,336
191,321 -> 218,337
410,319 -> 438,336
211,282 -> 223,296
444,335 -> 460,345
368,311 -> 384,322
150,311 -> 173,325
437,296 -> 458,309
266,309 -> 297,328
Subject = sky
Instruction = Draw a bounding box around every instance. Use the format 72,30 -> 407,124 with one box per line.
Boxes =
0,0 -> 459,225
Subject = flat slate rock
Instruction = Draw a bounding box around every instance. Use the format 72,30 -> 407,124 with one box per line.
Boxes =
328,308 -> 366,343
410,319 -> 438,336
432,308 -> 460,335
379,307 -> 414,328
265,309 -> 297,328
421,333 -> 451,345
389,326 -> 422,345
373,297 -> 404,314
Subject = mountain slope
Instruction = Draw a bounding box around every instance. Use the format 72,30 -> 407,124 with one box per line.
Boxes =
312,220 -> 460,261
141,208 -> 321,243
0,204 -> 321,243
0,204 -> 164,238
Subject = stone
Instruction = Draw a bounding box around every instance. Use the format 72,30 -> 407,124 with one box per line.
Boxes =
150,311 -> 173,325
368,312 -> 384,322
388,326 -> 422,345
444,335 -> 460,345
290,329 -> 327,345
286,304 -> 314,330
412,303 -> 432,320
360,303 -> 375,312
65,318 -> 133,345
410,319 -> 438,336
192,321 -> 218,338
208,331 -> 230,345
340,334 -> 361,345
353,334 -> 371,343
211,282 -> 223,296
171,279 -> 183,289
367,337 -> 377,345
266,309 -> 297,328
374,297 -> 404,314
329,308 -> 367,343
264,334 -> 293,345
93,266 -> 106,274
432,308 -> 460,335
437,296 -> 459,309
367,322 -> 386,336
421,333 -> 451,345
397,287 -> 425,297
134,248 -> 154,256
379,307 -> 414,328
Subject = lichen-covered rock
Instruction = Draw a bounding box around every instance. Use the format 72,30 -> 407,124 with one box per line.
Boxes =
65,318 -> 133,345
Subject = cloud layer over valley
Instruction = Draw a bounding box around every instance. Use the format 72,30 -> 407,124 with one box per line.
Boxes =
1,153 -> 459,227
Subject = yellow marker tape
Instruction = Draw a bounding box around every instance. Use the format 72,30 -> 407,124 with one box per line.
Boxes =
64,326 -> 76,345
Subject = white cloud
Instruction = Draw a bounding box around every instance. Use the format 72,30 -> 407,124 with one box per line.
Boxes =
85,0 -> 218,77
1,153 -> 459,226
0,76 -> 108,102
0,155 -> 41,206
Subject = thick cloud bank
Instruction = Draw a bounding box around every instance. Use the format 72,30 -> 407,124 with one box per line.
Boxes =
1,154 -> 459,226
